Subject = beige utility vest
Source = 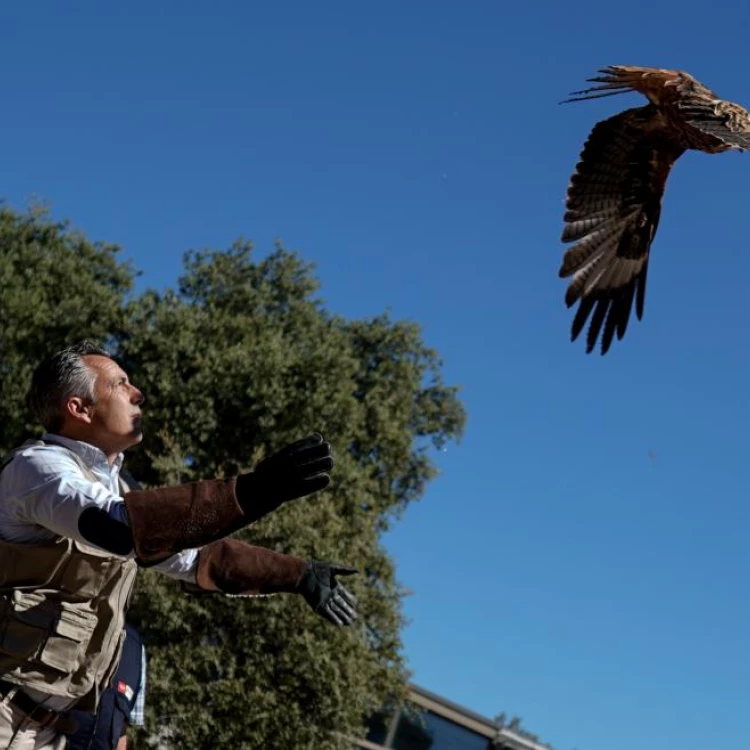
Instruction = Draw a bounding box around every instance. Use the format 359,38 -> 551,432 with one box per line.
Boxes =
0,441 -> 138,711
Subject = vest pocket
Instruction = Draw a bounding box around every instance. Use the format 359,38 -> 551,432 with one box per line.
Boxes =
59,545 -> 115,599
0,591 -> 97,674
0,538 -> 72,590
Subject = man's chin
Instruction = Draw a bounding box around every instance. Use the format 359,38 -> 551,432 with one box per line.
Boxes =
125,430 -> 144,449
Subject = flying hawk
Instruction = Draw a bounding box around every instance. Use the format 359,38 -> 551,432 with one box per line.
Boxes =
559,65 -> 750,354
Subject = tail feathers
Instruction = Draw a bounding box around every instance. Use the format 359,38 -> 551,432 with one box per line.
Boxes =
561,65 -> 671,104
561,87 -> 632,104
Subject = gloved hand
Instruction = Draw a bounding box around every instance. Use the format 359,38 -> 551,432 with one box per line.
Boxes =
235,434 -> 334,521
254,433 -> 333,501
298,561 -> 358,626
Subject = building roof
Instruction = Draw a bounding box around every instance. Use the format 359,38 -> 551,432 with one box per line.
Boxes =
408,683 -> 553,750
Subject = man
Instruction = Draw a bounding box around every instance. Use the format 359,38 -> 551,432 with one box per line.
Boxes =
0,341 -> 357,749
64,623 -> 145,750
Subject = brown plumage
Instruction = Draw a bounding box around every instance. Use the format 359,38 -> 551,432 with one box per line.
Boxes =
559,65 -> 750,354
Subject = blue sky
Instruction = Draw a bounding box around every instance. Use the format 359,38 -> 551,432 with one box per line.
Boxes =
3,3 -> 750,749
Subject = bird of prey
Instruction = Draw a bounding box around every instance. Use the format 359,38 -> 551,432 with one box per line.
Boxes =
558,65 -> 750,354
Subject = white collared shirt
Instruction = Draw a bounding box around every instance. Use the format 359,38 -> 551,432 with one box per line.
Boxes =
0,433 -> 197,581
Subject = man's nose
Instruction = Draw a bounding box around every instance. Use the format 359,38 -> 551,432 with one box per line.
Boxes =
131,387 -> 145,406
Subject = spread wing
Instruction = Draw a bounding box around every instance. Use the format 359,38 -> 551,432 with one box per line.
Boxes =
677,96 -> 750,150
560,105 -> 685,354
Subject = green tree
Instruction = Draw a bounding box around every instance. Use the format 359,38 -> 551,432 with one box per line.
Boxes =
0,206 -> 134,451
0,209 -> 466,749
121,241 -> 465,748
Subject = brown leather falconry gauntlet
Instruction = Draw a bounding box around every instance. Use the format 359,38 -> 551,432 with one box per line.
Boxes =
191,539 -> 359,627
123,433 -> 333,566
194,538 -> 307,595
124,476 -> 245,566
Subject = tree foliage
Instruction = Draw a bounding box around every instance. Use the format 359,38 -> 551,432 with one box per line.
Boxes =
0,209 -> 466,749
0,206 -> 133,451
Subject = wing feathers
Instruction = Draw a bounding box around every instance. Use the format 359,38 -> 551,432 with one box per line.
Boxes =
560,105 -> 684,353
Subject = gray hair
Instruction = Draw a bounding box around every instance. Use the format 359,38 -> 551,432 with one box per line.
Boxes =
28,340 -> 112,432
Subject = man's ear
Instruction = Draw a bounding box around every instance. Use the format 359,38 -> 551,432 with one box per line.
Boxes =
66,396 -> 93,424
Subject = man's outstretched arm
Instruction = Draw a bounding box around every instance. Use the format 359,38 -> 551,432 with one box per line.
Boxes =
80,434 -> 333,565
187,537 -> 358,627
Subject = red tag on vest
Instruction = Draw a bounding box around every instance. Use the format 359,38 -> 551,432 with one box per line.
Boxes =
117,680 -> 134,701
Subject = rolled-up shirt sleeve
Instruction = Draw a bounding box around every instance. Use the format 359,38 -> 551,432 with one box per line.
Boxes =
0,444 -> 198,582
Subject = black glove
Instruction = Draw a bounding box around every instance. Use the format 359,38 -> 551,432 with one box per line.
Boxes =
298,561 -> 358,626
235,434 -> 334,520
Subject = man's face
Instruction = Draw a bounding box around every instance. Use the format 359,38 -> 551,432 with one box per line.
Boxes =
82,355 -> 145,456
